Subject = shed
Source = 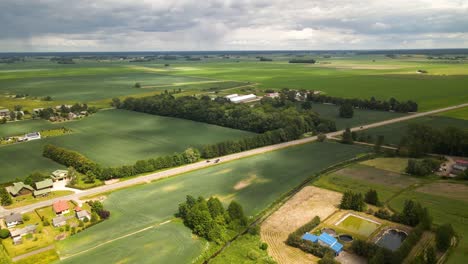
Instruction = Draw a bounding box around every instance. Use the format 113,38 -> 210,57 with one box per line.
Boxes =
35,179 -> 53,190
6,182 -> 34,196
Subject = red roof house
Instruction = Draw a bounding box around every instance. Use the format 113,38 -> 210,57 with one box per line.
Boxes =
53,200 -> 70,215
74,206 -> 82,212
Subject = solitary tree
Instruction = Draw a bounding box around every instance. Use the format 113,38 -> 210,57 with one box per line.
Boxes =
436,224 -> 455,251
339,103 -> 354,118
341,127 -> 354,144
134,82 -> 141,88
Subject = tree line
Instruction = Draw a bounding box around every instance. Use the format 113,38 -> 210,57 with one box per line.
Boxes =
42,144 -> 200,181
398,124 -> 468,157
177,195 -> 248,244
307,94 -> 418,113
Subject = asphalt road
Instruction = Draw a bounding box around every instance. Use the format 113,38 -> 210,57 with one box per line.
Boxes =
1,102 -> 466,218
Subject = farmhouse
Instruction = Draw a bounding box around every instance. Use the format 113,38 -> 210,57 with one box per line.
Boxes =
10,225 -> 37,245
265,92 -> 279,98
33,179 -> 53,197
302,232 -> 343,256
452,159 -> 468,175
51,169 -> 69,181
53,200 -> 70,215
75,207 -> 91,221
4,213 -> 23,228
6,182 -> 34,197
0,109 -> 10,117
24,132 -> 41,141
52,215 -> 72,227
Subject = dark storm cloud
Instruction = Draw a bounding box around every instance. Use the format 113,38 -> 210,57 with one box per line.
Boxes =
0,0 -> 467,51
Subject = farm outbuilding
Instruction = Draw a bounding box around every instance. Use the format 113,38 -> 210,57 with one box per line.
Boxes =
302,232 -> 343,256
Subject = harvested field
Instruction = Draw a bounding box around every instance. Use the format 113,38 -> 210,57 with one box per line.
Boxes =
416,183 -> 468,202
360,158 -> 408,173
260,186 -> 342,264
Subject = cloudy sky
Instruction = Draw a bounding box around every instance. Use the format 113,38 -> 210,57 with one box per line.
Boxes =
1,0 -> 467,51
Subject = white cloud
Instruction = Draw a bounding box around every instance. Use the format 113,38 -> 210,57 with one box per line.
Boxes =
0,0 -> 467,51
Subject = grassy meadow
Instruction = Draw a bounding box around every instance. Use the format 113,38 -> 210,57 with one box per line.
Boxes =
0,109 -> 252,182
56,142 -> 369,263
313,158 -> 468,264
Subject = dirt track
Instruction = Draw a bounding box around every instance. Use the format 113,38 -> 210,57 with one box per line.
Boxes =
260,186 -> 342,264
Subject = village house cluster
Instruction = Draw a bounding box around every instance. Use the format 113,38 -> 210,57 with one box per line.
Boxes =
6,170 -> 69,198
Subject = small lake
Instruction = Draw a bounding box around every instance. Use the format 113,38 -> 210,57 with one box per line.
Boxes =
335,214 -> 380,237
376,229 -> 407,251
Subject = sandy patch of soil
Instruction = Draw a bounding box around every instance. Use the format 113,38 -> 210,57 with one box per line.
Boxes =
260,186 -> 342,264
336,251 -> 366,264
416,182 -> 468,202
233,174 -> 269,190
162,183 -> 182,192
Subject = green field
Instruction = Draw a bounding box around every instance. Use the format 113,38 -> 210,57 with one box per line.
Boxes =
56,142 -> 369,263
365,115 -> 468,145
1,56 -> 468,112
313,160 -> 468,264
310,103 -> 406,130
0,109 -> 252,183
210,234 -> 273,264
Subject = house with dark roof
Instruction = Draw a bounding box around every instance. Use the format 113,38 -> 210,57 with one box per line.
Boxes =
4,213 -> 23,228
6,182 -> 34,197
53,200 -> 70,215
302,232 -> 343,256
33,179 -> 53,197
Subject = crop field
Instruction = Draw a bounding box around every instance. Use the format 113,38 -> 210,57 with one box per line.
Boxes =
164,58 -> 468,111
436,106 -> 468,120
2,56 -> 467,111
0,109 -> 252,182
310,103 -> 406,130
312,160 -> 468,264
365,115 -> 468,145
56,142 -> 369,263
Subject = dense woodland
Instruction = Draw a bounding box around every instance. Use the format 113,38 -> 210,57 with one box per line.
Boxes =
399,124 -> 468,157
117,94 -> 335,134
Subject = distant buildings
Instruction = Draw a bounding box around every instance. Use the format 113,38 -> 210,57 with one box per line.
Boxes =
225,94 -> 258,103
452,159 -> 468,175
51,170 -> 69,182
0,109 -> 10,118
33,179 -> 53,197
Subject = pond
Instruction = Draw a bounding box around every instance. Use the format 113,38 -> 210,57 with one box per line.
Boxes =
335,214 -> 380,237
376,229 -> 407,251
338,234 -> 353,242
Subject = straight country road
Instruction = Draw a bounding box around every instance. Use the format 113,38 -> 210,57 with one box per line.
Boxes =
1,102 -> 466,218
